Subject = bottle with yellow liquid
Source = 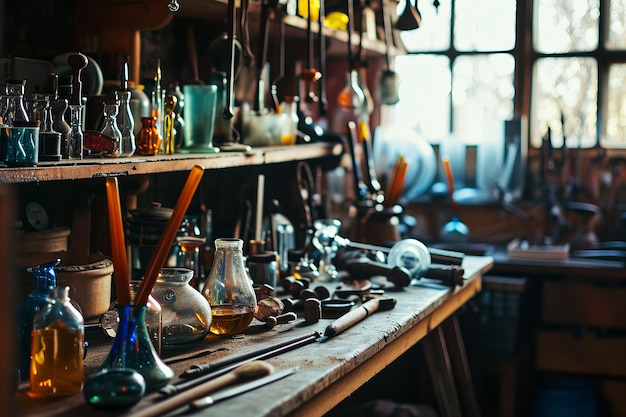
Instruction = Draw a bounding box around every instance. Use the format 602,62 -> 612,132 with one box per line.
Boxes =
202,238 -> 257,335
29,286 -> 84,398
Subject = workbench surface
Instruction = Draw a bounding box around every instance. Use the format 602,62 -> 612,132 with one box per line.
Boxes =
15,255 -> 493,417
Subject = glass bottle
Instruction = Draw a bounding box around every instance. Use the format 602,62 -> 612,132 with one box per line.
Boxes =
163,94 -> 177,155
167,83 -> 185,149
116,89 -> 136,157
280,96 -> 299,145
29,286 -> 84,398
16,258 -> 59,380
2,79 -> 30,126
100,100 -> 122,157
136,116 -> 162,156
176,236 -> 206,290
150,268 -> 212,348
202,238 -> 257,335
99,304 -> 173,392
46,73 -> 71,157
68,103 -> 84,159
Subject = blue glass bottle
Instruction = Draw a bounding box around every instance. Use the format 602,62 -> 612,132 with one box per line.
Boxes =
16,258 -> 60,379
99,304 -> 173,392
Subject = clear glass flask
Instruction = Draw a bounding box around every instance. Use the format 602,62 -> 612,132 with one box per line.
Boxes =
202,238 -> 257,335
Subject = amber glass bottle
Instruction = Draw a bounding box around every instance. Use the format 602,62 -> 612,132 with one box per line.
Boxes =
136,116 -> 162,156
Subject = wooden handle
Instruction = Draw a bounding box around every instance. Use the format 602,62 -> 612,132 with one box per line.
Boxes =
129,373 -> 237,417
324,298 -> 380,338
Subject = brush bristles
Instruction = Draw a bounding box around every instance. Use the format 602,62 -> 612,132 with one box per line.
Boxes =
234,361 -> 274,381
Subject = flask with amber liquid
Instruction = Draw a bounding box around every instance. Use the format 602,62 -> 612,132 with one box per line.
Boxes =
202,238 -> 256,335
29,286 -> 84,398
136,116 -> 162,156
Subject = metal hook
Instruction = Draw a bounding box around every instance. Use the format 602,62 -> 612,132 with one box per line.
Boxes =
168,0 -> 180,12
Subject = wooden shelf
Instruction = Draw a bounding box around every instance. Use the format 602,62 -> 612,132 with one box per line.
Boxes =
0,142 -> 343,184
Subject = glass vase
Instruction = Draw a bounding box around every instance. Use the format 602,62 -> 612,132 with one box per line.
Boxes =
202,238 -> 256,335
100,281 -> 162,355
99,305 -> 173,392
136,116 -> 162,156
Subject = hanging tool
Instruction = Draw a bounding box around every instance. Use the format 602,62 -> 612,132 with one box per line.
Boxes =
254,0 -> 275,112
301,0 -> 322,103
239,0 -> 255,68
223,0 -> 237,119
270,2 -> 286,112
317,0 -> 328,118
346,121 -> 370,202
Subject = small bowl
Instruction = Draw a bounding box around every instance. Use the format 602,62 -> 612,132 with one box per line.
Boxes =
321,299 -> 355,319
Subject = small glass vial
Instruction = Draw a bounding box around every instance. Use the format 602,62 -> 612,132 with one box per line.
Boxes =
116,89 -> 136,157
29,286 -> 84,398
136,116 -> 162,156
202,238 -> 257,335
100,100 -> 122,157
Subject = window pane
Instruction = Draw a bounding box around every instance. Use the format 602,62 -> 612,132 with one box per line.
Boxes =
607,0 -> 626,49
604,63 -> 626,147
530,57 -> 597,148
534,0 -> 599,53
392,55 -> 450,139
454,0 -> 517,51
452,54 -> 515,144
399,0 -> 451,52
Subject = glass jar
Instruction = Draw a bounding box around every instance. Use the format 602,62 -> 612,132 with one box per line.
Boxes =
100,281 -> 162,354
100,100 -> 122,157
16,258 -> 59,380
202,238 -> 257,335
151,268 -> 212,348
1,79 -> 30,127
29,286 -> 84,398
136,116 -> 162,156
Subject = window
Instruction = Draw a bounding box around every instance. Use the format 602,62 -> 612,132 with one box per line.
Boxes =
532,0 -> 626,149
387,0 -> 516,197
388,0 -> 626,200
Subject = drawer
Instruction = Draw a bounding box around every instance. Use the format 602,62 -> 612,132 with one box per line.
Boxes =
542,281 -> 626,329
536,329 -> 626,377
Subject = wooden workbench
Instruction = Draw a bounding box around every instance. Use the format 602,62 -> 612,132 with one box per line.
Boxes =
15,255 -> 493,417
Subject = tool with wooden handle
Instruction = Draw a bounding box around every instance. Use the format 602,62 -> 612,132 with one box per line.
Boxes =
124,361 -> 273,417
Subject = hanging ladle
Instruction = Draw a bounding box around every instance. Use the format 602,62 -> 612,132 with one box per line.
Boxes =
395,0 -> 422,31
379,0 -> 400,105
337,0 -> 365,110
300,0 -> 322,103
